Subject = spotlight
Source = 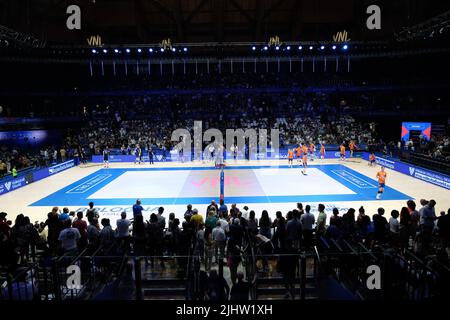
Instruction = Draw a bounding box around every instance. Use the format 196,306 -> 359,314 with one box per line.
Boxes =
309,46 -> 313,50
275,46 -> 280,50
332,45 -> 337,50
125,48 -> 131,53
103,49 -> 108,53
320,45 -> 325,50
286,46 -> 291,50
160,48 -> 165,52
298,46 -> 303,50
149,48 -> 153,53
114,49 -> 119,53
263,46 -> 268,51
183,47 -> 188,52
92,49 -> 97,54
342,44 -> 348,50
172,47 -> 176,52
252,46 -> 256,51
137,48 -> 142,53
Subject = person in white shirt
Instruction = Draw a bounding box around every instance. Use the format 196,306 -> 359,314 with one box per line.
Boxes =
241,206 -> 249,220
58,220 -> 81,254
116,211 -> 131,251
389,210 -> 400,234
212,221 -> 226,263
389,210 -> 400,247
218,214 -> 229,233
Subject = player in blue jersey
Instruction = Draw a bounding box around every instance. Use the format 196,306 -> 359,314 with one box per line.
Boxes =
103,147 -> 109,168
134,145 -> 142,164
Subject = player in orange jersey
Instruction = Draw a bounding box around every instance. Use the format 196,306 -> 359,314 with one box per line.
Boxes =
320,144 -> 325,160
349,141 -> 357,158
296,144 -> 302,164
369,152 -> 376,166
309,142 -> 316,161
288,148 -> 294,168
339,144 -> 346,161
301,152 -> 308,175
376,166 -> 387,200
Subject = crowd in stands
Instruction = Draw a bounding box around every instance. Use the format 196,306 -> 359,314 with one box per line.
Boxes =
59,89 -> 377,155
0,147 -> 34,178
1,197 -> 449,299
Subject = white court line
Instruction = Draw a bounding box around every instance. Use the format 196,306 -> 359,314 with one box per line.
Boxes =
66,174 -> 112,194
331,170 -> 377,189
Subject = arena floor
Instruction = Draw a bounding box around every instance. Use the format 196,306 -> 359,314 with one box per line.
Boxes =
2,158 -> 449,224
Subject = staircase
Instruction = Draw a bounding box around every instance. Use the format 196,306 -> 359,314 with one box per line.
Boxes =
255,275 -> 318,300
141,278 -> 187,300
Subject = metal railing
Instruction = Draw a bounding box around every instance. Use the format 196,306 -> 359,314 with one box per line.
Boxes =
1,239 -> 448,301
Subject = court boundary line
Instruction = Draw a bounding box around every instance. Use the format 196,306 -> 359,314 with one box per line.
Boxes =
66,174 -> 113,194
330,169 -> 378,189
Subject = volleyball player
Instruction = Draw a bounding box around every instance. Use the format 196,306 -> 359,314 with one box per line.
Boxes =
369,152 -> 376,166
339,143 -> 346,161
302,143 -> 308,162
376,166 -> 387,200
349,140 -> 357,158
288,148 -> 294,168
103,147 -> 110,168
134,145 -> 142,164
148,147 -> 154,165
296,144 -> 302,164
309,142 -> 316,161
320,143 -> 325,160
301,151 -> 308,175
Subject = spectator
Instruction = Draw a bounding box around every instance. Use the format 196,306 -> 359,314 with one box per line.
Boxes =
184,204 -> 194,220
316,204 -> 327,236
218,199 -> 228,216
247,210 -> 258,235
399,207 -> 412,250
190,208 -> 204,229
86,202 -> 98,223
116,211 -> 131,241
132,215 -> 146,256
87,218 -> 100,249
212,221 -> 226,263
330,208 -> 342,227
259,210 -> 272,239
300,205 -> 315,250
99,218 -> 115,248
132,199 -> 144,219
389,210 -> 400,247
58,220 -> 81,255
156,207 -> 166,229
373,208 -> 388,244
72,212 -> 88,248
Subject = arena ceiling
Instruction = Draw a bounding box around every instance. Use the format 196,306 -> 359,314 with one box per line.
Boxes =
0,0 -> 449,46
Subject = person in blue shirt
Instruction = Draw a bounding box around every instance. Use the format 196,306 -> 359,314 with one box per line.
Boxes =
133,199 -> 144,218
59,207 -> 71,221
218,199 -> 228,216
148,147 -> 154,165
